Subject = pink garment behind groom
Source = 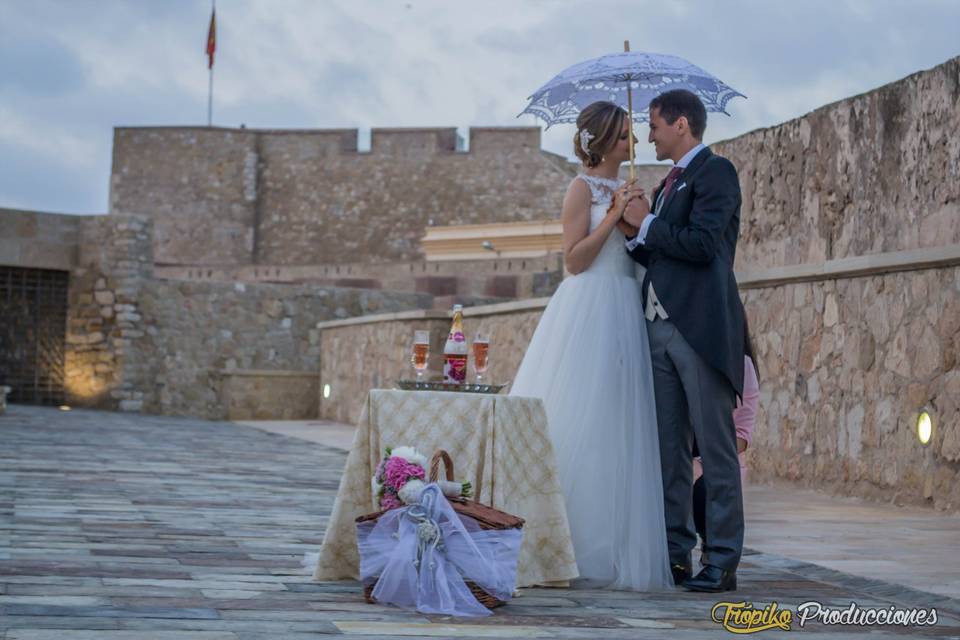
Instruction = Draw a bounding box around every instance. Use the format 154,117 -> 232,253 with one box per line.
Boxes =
732,355 -> 760,481
694,354 -> 759,482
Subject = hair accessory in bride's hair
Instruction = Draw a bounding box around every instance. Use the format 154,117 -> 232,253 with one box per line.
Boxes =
579,128 -> 595,155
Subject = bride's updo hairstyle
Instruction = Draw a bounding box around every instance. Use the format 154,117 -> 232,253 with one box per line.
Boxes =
573,101 -> 626,168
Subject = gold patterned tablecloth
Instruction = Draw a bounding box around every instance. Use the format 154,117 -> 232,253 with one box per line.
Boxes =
313,389 -> 578,587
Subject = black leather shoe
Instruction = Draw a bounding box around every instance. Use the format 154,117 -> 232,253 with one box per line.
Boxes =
671,561 -> 692,585
682,565 -> 737,592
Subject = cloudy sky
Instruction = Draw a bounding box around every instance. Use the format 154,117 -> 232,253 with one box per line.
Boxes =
1,0 -> 958,214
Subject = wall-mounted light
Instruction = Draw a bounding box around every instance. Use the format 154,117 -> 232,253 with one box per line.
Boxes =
323,384 -> 331,399
917,409 -> 933,446
481,240 -> 496,252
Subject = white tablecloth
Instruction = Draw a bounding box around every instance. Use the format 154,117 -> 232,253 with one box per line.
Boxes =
313,389 -> 578,586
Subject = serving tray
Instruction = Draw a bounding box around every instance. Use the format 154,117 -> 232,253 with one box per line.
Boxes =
395,379 -> 506,394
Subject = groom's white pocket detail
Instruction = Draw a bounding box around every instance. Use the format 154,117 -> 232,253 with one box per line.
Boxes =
676,182 -> 688,192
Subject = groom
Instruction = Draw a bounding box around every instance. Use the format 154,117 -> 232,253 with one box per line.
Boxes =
621,89 -> 746,592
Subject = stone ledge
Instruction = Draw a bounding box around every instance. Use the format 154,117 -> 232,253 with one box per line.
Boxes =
737,243 -> 960,289
461,297 -> 552,316
316,297 -> 551,330
317,244 -> 960,331
218,369 -> 318,378
316,309 -> 450,330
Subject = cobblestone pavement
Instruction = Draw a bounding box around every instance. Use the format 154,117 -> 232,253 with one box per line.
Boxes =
2,405 -> 958,639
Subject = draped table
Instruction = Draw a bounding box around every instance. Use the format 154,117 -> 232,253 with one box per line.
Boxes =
313,389 -> 578,587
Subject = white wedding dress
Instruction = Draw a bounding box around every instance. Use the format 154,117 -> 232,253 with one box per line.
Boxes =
510,174 -> 672,590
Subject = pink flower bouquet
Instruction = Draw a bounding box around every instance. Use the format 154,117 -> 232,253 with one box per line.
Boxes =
372,446 -> 473,510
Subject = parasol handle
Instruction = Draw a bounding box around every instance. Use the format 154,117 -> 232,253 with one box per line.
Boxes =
624,40 -> 636,182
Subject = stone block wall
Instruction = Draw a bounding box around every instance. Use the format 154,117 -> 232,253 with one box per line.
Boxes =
110,126 -> 576,267
58,211 -> 434,418
220,370 -> 320,421
255,126 -> 574,265
65,214 -> 152,410
134,279 -> 431,419
717,56 -> 960,272
317,300 -> 547,425
318,312 -> 449,424
110,127 -> 259,266
0,208 -> 82,270
743,266 -> 959,512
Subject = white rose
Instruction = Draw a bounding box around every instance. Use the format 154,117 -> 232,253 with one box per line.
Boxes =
390,446 -> 428,469
438,480 -> 466,498
398,479 -> 426,504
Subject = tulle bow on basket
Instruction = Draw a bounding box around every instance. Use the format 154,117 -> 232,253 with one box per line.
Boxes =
355,450 -> 524,617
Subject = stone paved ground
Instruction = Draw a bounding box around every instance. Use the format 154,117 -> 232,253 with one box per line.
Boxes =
2,406 -> 959,639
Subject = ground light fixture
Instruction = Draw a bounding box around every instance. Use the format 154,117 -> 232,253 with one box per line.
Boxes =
917,409 -> 933,446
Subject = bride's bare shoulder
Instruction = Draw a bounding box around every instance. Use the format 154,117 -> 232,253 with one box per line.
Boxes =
565,175 -> 591,201
561,177 -> 592,225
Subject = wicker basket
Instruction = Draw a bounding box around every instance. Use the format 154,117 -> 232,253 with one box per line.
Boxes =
357,449 -> 525,609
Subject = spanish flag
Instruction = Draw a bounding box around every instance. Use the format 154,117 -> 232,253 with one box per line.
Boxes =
205,7 -> 216,69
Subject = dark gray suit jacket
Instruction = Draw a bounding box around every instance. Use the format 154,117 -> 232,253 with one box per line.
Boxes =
627,147 -> 746,397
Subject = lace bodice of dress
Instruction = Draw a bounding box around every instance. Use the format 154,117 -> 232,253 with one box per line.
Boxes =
575,174 -> 634,277
578,174 -> 621,206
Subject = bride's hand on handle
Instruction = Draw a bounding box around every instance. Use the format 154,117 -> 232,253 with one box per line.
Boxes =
608,180 -> 635,215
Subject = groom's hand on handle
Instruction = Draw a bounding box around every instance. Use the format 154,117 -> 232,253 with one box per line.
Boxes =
617,220 -> 639,238
622,194 -> 650,227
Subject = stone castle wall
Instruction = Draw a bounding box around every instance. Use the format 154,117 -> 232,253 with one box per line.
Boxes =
0,208 -> 82,271
743,266 -> 959,511
65,214 -> 153,411
717,56 -> 960,272
55,211 -> 432,417
135,279 -> 430,419
110,129 -> 258,266
111,127 -> 576,267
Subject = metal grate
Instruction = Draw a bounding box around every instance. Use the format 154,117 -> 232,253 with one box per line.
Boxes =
0,266 -> 69,405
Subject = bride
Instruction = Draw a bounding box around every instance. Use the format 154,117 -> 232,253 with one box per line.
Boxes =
510,101 -> 672,590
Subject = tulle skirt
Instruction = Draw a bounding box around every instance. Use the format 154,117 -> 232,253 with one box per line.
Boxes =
510,271 -> 672,590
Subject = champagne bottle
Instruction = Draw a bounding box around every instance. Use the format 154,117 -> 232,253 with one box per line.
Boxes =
443,304 -> 468,384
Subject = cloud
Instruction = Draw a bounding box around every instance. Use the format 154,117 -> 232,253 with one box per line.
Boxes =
0,0 -> 957,213
0,105 -> 97,165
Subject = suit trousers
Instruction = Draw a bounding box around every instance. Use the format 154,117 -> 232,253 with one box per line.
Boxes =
646,316 -> 743,571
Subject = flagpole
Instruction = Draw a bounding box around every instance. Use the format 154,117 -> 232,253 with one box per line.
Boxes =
208,63 -> 213,127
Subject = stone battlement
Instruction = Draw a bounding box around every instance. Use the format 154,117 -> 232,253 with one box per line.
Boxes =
112,125 -> 545,156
